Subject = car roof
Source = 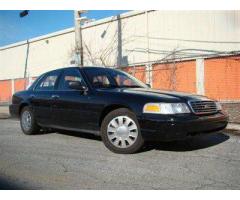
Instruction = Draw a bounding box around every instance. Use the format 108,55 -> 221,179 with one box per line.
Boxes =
45,66 -> 119,75
51,66 -> 114,72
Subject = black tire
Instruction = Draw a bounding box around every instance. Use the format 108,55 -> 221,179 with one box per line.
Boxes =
101,108 -> 144,154
20,106 -> 40,135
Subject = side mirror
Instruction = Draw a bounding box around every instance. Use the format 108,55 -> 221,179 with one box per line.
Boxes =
146,83 -> 151,88
68,81 -> 88,92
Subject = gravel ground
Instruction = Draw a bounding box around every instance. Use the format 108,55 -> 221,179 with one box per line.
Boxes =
0,119 -> 240,189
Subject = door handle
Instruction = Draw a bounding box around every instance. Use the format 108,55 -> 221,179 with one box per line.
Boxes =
51,95 -> 60,100
30,95 -> 35,99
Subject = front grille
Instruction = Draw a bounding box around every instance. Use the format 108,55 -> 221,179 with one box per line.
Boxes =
189,100 -> 218,115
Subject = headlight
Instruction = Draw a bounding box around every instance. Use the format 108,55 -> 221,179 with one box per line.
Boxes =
143,103 -> 190,114
216,102 -> 222,111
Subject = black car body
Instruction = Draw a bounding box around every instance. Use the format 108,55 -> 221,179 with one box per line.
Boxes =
10,67 -> 228,153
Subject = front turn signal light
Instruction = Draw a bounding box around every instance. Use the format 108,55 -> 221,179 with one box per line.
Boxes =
143,103 -> 161,113
143,103 -> 190,114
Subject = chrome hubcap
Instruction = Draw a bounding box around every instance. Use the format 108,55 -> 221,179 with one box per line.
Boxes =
21,111 -> 32,131
107,116 -> 138,148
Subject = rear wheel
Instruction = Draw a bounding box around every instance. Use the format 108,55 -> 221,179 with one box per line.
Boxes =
20,106 -> 40,135
101,108 -> 144,154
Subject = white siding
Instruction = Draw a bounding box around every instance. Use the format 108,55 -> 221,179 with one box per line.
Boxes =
0,43 -> 28,80
27,31 -> 75,77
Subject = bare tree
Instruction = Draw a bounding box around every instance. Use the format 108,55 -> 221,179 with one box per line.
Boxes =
69,19 -> 136,67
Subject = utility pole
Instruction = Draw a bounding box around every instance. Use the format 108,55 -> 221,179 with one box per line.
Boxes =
74,10 -> 87,67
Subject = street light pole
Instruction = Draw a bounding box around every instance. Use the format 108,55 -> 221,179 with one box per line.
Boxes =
19,10 -> 30,89
74,10 -> 84,67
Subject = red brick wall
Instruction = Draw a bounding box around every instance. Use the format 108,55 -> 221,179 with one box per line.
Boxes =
152,60 -> 196,93
0,80 -> 12,103
0,57 -> 239,104
205,56 -> 240,101
122,66 -> 146,83
14,78 -> 27,93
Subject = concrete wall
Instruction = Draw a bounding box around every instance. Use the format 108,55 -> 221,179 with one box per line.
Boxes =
222,103 -> 240,123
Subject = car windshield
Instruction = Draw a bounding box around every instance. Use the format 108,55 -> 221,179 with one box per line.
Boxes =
83,68 -> 147,89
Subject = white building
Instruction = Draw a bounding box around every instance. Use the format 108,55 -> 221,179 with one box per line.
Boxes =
0,10 -> 239,81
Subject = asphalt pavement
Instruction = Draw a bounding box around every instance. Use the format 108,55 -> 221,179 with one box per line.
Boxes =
0,118 -> 240,189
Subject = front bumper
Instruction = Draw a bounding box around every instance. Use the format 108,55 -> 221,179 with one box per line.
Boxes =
138,111 -> 228,141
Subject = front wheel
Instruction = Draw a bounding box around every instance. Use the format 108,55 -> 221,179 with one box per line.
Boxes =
20,106 -> 40,135
101,108 -> 144,154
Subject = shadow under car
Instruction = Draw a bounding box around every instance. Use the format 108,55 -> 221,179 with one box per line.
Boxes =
53,129 -> 229,153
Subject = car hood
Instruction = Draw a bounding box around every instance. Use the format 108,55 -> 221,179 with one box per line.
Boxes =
98,87 -> 213,102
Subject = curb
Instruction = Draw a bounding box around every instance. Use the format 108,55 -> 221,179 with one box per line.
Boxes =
0,114 -> 10,119
226,123 -> 240,131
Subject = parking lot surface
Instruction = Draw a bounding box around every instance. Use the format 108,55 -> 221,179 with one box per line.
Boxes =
0,119 -> 240,189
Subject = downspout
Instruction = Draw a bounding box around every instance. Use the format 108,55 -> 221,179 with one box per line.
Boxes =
23,40 -> 30,89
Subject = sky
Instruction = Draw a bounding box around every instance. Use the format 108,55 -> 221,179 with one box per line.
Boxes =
0,10 -> 128,47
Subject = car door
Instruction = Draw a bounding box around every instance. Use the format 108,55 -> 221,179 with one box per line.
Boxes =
30,70 -> 61,126
51,68 -> 100,133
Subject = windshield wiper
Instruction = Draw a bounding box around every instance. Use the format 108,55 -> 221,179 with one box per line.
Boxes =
95,85 -> 118,89
119,85 -> 143,88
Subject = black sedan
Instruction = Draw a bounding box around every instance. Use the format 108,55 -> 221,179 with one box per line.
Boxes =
10,67 -> 228,154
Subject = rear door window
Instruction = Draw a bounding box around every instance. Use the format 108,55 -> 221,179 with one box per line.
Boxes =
84,69 -> 114,88
35,71 -> 61,91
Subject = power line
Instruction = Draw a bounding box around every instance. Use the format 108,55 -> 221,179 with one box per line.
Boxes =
122,48 -> 240,67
